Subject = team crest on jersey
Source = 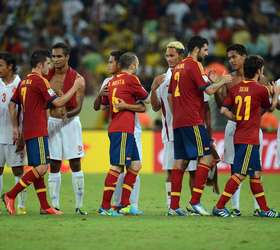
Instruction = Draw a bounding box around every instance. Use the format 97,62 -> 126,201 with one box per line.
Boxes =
48,88 -> 56,96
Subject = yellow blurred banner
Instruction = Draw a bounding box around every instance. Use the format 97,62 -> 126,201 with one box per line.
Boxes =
80,131 -> 154,173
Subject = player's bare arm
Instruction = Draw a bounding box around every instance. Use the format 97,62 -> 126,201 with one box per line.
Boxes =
65,75 -> 85,118
220,106 -> 236,121
205,74 -> 233,95
8,101 -> 19,144
150,74 -> 165,111
51,76 -> 84,108
93,84 -> 108,111
114,99 -> 146,113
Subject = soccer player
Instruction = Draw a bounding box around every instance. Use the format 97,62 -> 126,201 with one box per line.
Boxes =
94,50 -> 145,214
151,41 -> 186,208
167,36 -> 232,216
98,52 -> 148,216
2,49 -> 82,215
46,43 -> 87,215
213,55 -> 280,218
215,44 -> 263,216
0,52 -> 27,214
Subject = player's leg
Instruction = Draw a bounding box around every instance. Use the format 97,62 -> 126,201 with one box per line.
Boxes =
0,167 -> 3,201
162,141 -> 174,209
48,160 -> 62,210
168,128 -> 188,216
62,117 -> 86,214
99,132 -> 124,216
12,166 -> 27,214
213,144 -> 251,217
119,133 -> 142,215
188,125 -> 212,215
3,137 -> 61,215
69,158 -> 87,215
0,144 -> 6,199
7,144 -> 27,214
47,117 -> 63,210
129,131 -> 142,211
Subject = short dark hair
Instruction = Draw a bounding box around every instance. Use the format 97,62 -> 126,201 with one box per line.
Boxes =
118,52 -> 137,70
30,49 -> 50,68
226,44 -> 247,56
243,55 -> 264,79
52,42 -> 70,55
0,52 -> 17,73
187,36 -> 208,53
110,50 -> 126,63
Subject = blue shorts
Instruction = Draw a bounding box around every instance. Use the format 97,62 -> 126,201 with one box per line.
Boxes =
232,144 -> 261,177
26,136 -> 50,166
109,132 -> 140,167
173,125 -> 211,160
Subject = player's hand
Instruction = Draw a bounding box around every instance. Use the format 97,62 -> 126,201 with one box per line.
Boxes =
15,132 -> 25,152
220,74 -> 233,84
151,74 -> 165,91
114,99 -> 127,111
99,85 -> 109,97
12,127 -> 20,145
208,70 -> 220,83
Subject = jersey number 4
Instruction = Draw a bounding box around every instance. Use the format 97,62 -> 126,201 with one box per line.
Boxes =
235,95 -> 251,121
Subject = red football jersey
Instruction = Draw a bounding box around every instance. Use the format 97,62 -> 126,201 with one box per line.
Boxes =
168,57 -> 209,128
223,80 -> 271,144
11,72 -> 57,140
102,72 -> 148,134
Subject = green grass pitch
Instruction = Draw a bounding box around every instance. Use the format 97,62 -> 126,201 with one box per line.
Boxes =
0,173 -> 280,250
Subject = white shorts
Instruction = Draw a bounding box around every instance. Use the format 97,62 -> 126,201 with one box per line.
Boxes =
134,131 -> 142,161
48,116 -> 84,160
187,160 -> 197,171
224,120 -> 263,164
162,141 -> 174,170
0,144 -> 25,167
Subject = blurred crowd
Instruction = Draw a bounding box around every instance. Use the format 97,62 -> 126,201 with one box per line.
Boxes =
0,0 -> 280,130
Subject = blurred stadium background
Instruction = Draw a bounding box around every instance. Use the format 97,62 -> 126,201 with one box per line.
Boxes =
1,0 -> 280,173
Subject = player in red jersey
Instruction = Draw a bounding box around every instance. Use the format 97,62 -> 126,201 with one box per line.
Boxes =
167,36 -> 232,216
213,55 -> 280,217
46,43 -> 87,215
2,49 -> 82,215
98,52 -> 148,216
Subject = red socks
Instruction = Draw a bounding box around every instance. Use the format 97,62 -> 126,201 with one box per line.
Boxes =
216,175 -> 241,209
121,169 -> 138,207
190,163 -> 211,205
33,176 -> 51,210
170,169 -> 184,209
250,177 -> 269,212
101,170 -> 120,209
7,169 -> 39,199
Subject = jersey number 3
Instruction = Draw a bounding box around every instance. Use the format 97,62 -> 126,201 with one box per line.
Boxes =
235,95 -> 251,121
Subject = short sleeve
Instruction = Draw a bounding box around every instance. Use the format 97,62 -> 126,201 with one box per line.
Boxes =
101,95 -> 109,106
190,62 -> 210,90
11,83 -> 21,104
129,76 -> 148,101
35,77 -> 57,108
203,93 -> 210,102
260,85 -> 271,109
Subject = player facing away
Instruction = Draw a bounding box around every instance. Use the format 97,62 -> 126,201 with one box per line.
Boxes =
215,44 -> 263,216
98,52 -> 148,216
46,43 -> 87,215
94,50 -> 145,215
167,36 -> 232,216
0,52 -> 27,214
150,41 -> 185,209
2,49 -> 82,215
213,55 -> 280,218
